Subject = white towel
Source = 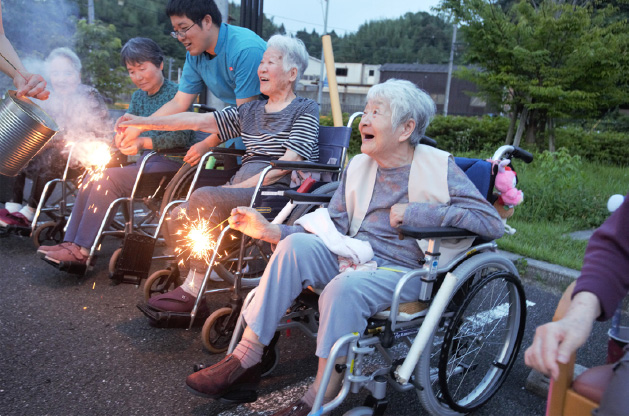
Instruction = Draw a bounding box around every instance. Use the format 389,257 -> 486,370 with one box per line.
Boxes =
294,208 -> 376,272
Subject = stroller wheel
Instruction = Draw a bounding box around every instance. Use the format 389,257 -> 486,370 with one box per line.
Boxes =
202,307 -> 234,353
32,221 -> 64,248
143,269 -> 181,301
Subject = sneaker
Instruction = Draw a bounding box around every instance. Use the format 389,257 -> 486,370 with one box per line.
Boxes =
271,400 -> 312,416
186,354 -> 261,399
44,243 -> 88,265
147,286 -> 198,313
37,242 -> 72,257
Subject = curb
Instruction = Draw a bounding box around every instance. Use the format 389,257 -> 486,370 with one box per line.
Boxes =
498,249 -> 580,292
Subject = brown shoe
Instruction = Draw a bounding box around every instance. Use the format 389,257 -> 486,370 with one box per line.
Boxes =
37,242 -> 71,257
185,354 -> 261,399
271,400 -> 312,416
44,243 -> 88,265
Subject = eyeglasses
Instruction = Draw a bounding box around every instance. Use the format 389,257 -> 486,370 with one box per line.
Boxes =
170,23 -> 197,39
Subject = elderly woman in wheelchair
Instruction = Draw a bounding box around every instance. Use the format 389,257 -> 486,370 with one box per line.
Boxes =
118,34 -> 319,317
182,79 -> 505,415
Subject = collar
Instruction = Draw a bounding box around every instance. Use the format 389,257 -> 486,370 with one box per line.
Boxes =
211,22 -> 228,58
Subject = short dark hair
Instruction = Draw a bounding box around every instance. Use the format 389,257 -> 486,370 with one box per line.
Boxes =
166,0 -> 222,26
120,37 -> 164,68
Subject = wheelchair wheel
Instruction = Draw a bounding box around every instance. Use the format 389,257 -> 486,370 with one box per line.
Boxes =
416,252 -> 522,416
439,271 -> 525,413
202,307 -> 234,353
108,248 -> 122,278
32,221 -> 64,248
143,269 -> 182,300
158,163 -> 197,217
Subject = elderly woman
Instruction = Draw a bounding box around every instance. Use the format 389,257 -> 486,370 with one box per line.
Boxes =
183,79 -> 505,415
39,38 -> 195,266
1,47 -> 110,228
118,34 -> 319,315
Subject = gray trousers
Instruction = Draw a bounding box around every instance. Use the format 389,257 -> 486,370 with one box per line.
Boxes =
242,233 -> 422,358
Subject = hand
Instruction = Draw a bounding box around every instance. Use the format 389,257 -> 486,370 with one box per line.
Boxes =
118,136 -> 146,156
115,113 -> 149,134
14,72 -> 49,100
229,206 -> 280,243
390,203 -> 408,228
183,140 -> 212,166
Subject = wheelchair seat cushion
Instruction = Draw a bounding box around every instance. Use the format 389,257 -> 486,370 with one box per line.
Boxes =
572,363 -> 615,404
373,301 -> 429,322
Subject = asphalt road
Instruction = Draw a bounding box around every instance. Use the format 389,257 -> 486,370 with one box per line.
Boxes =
0,232 -> 612,416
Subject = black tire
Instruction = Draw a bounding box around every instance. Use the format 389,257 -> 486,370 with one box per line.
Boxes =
416,252 -> 522,416
32,221 -> 64,248
158,163 -> 197,218
201,307 -> 234,353
108,247 -> 122,277
143,269 -> 181,301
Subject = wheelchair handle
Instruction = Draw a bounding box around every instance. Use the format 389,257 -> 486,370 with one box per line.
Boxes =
192,103 -> 217,113
398,225 -> 477,240
492,145 -> 534,164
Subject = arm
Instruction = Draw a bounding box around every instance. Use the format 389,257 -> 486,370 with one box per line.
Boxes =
0,9 -> 49,100
524,291 -> 601,380
118,111 -> 219,134
228,206 -> 281,244
223,148 -> 304,189
395,158 -> 504,239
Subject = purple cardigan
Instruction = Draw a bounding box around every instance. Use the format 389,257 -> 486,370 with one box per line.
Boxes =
573,193 -> 629,321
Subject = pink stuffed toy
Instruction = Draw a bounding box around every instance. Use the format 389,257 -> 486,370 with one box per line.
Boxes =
493,159 -> 523,234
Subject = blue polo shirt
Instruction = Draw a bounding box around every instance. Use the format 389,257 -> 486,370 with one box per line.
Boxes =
178,23 -> 266,105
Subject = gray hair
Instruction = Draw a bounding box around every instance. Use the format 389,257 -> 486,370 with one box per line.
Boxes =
366,79 -> 436,147
266,34 -> 309,87
46,47 -> 82,73
120,37 -> 164,68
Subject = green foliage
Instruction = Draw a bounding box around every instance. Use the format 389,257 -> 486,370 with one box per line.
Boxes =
425,115 -> 509,153
554,127 -> 629,166
440,0 -> 629,146
73,19 -> 128,103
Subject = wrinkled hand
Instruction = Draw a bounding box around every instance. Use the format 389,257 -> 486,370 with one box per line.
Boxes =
118,135 -> 146,156
390,203 -> 408,228
184,141 -> 212,166
14,72 -> 49,100
524,316 -> 593,380
229,206 -> 278,242
115,113 -> 146,134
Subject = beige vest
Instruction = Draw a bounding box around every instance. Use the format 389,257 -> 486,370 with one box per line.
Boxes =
344,144 -> 474,264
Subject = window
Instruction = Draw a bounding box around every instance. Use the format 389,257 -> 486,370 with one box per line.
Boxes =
368,69 -> 374,76
336,68 -> 348,77
470,96 -> 486,107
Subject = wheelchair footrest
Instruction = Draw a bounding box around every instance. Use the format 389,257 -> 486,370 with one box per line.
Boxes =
136,302 -> 209,328
112,234 -> 157,283
5,224 -> 31,236
43,258 -> 90,274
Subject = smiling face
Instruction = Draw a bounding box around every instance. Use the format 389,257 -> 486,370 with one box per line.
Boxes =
359,98 -> 415,168
48,56 -> 81,96
257,48 -> 296,98
170,15 -> 211,56
126,60 -> 164,96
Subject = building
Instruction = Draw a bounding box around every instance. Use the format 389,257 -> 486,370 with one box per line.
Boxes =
380,63 -> 488,116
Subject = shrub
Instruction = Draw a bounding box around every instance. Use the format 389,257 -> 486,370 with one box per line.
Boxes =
555,127 -> 629,166
426,115 -> 509,153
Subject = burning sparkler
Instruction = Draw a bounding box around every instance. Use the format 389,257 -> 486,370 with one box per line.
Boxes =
69,140 -> 113,190
173,207 -> 229,266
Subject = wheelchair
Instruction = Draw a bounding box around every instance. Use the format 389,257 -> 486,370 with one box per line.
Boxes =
219,144 -> 534,415
136,115 -> 359,336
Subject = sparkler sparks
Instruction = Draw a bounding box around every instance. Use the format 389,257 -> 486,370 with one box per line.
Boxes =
71,141 -> 113,191
173,208 -> 228,265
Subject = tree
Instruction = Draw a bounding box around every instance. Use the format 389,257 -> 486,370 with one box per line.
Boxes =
440,0 -> 629,149
74,19 -> 128,104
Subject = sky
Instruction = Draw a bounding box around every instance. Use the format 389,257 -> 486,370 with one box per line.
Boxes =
261,0 -> 443,36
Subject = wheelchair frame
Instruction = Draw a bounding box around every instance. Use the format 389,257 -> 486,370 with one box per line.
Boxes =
225,144 -> 533,416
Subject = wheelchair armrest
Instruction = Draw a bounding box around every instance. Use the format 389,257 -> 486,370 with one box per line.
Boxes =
284,189 -> 333,204
193,103 -> 217,113
397,225 -> 477,240
270,160 -> 340,172
205,147 -> 246,156
154,147 -> 190,155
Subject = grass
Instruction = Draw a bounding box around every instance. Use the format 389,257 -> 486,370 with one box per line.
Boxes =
496,218 -> 589,270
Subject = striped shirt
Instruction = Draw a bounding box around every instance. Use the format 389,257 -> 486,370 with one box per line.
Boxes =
214,96 -> 319,164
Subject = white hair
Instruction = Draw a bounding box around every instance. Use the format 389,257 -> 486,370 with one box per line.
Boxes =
266,34 -> 309,86
366,79 -> 436,146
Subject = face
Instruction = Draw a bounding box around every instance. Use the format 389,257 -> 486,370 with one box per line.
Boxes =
48,56 -> 81,96
359,98 -> 411,167
170,15 -> 210,56
126,60 -> 164,95
257,48 -> 295,97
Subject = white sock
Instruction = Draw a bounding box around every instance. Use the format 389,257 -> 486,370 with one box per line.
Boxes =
180,269 -> 204,296
4,202 -> 22,213
19,205 -> 36,221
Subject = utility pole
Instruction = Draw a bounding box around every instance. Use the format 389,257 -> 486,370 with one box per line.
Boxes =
168,57 -> 173,81
444,24 -> 457,116
88,0 -> 95,24
317,0 -> 330,106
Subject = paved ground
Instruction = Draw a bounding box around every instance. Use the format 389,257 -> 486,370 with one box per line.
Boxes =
0,225 -> 615,416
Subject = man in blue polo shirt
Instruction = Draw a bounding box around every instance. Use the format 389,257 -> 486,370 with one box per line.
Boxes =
115,0 -> 266,166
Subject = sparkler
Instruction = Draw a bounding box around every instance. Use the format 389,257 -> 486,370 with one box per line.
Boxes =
173,208 -> 229,265
0,52 -> 28,82
71,141 -> 113,191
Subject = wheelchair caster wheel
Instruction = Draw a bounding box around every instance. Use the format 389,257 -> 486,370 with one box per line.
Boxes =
108,248 -> 123,284
201,307 -> 234,353
32,221 -> 64,248
143,268 -> 181,301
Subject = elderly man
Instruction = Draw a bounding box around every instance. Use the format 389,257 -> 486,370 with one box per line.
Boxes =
182,79 -> 504,415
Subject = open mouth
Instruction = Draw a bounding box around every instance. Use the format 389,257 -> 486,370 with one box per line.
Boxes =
362,134 -> 374,140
